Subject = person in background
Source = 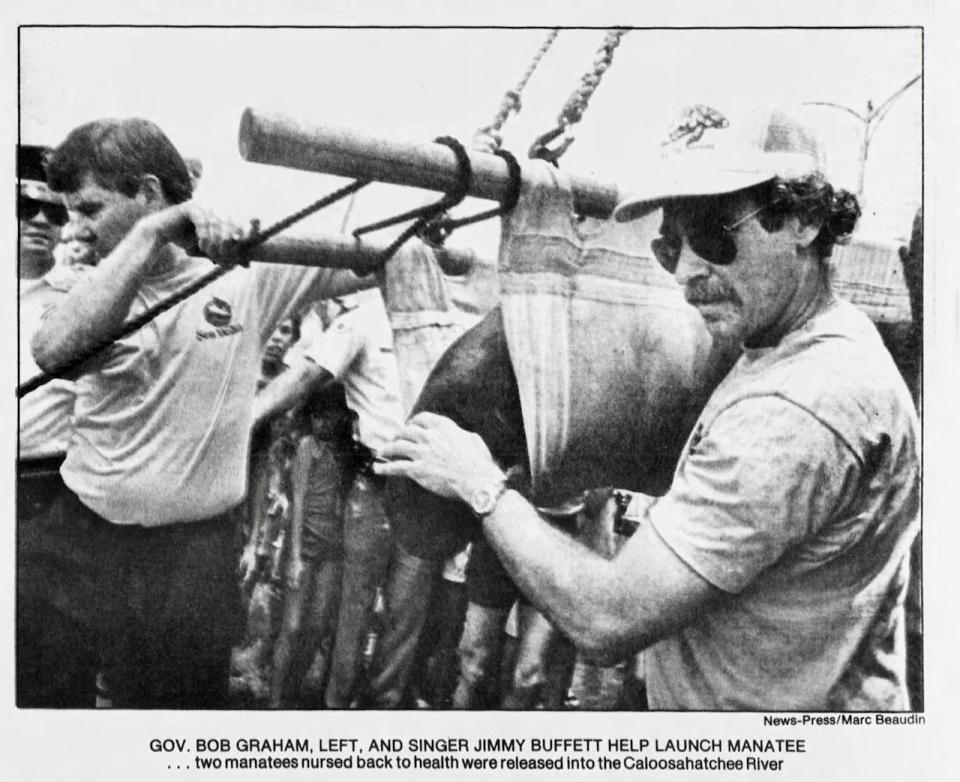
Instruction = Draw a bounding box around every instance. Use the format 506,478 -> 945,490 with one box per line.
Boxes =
230,313 -> 306,704
17,143 -> 92,707
253,290 -> 404,708
267,382 -> 357,707
258,315 -> 301,390
53,221 -> 99,269
406,546 -> 471,708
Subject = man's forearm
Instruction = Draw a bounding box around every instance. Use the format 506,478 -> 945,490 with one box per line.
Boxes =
480,490 -> 629,658
482,490 -> 720,663
253,362 -> 332,428
374,411 -> 720,664
32,220 -> 166,373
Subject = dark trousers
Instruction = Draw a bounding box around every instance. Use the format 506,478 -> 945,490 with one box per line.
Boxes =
17,459 -> 98,708
28,487 -> 243,709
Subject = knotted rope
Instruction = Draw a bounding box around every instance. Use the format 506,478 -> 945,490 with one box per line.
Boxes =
529,28 -> 629,163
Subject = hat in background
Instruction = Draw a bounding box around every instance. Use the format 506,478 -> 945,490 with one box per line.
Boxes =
18,144 -> 59,202
613,104 -> 828,222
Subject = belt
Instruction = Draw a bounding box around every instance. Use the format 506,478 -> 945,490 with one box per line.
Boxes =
17,453 -> 66,479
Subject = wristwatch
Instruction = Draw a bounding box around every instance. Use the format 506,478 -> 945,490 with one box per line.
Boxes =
468,477 -> 508,519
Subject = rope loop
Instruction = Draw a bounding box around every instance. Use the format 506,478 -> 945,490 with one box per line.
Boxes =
418,149 -> 522,248
350,136 -> 473,270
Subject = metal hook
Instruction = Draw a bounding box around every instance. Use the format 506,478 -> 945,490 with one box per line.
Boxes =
528,124 -> 575,164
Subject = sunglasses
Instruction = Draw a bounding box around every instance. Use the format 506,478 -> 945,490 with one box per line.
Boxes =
19,195 -> 69,227
651,201 -> 772,273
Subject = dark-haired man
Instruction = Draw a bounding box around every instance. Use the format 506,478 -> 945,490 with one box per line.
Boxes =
253,290 -> 404,708
30,118 -> 343,708
376,105 -> 920,710
259,315 -> 301,390
17,143 -> 94,707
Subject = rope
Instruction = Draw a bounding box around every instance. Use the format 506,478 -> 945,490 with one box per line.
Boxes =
528,28 -> 629,163
418,149 -> 522,247
475,29 -> 560,145
20,31 -> 569,397
555,28 -> 628,130
351,136 -> 473,267
417,33 -> 558,247
18,178 -> 369,398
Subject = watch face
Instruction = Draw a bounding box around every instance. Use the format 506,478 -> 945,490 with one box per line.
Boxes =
471,487 -> 495,516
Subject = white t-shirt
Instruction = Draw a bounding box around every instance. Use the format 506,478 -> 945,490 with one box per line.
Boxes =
19,264 -> 87,459
57,254 -> 337,526
645,298 -> 920,711
289,288 -> 403,453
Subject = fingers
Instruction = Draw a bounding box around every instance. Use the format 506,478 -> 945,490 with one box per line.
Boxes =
407,411 -> 455,430
378,438 -> 420,461
184,201 -> 250,260
371,458 -> 415,478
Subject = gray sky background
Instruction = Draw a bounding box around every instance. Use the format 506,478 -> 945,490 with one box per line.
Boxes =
20,27 -> 921,258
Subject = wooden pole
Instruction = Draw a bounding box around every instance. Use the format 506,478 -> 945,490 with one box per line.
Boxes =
250,230 -> 482,277
238,108 -> 621,219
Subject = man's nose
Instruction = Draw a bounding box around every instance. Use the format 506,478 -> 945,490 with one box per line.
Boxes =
673,240 -> 711,286
68,216 -> 94,239
29,208 -> 52,227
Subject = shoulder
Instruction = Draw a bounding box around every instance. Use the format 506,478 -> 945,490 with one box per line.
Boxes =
711,301 -> 916,462
41,261 -> 92,293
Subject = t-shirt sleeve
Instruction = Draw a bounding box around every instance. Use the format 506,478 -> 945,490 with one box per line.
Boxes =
292,307 -> 364,380
648,395 -> 860,594
252,264 -> 340,344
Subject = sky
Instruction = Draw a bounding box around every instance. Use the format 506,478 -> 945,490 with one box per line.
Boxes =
19,26 -> 922,257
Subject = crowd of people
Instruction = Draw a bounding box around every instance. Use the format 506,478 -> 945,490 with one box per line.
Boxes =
17,103 -> 921,711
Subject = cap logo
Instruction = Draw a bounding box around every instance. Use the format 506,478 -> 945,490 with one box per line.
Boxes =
664,105 -> 729,147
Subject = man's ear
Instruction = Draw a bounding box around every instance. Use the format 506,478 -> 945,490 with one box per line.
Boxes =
791,216 -> 822,251
135,175 -> 165,209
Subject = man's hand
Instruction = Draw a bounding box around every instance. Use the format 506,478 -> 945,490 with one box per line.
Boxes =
285,555 -> 305,592
237,545 -> 262,592
143,200 -> 252,264
373,412 -> 506,503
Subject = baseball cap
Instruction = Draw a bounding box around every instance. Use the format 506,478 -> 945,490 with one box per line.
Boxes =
613,104 -> 827,222
18,144 -> 60,202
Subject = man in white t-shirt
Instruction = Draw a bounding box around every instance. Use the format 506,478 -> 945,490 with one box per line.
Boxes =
375,104 -> 920,710
30,117 -> 345,708
253,289 -> 404,707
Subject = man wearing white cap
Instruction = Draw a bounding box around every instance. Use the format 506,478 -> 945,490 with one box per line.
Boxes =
375,104 -> 920,710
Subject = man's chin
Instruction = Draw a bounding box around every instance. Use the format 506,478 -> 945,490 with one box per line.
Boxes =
20,237 -> 54,253
698,309 -> 745,343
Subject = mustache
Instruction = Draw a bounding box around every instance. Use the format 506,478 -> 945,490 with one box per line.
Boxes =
684,278 -> 737,306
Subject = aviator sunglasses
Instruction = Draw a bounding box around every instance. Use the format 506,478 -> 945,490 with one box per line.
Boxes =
18,194 -> 69,227
651,200 -> 774,274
